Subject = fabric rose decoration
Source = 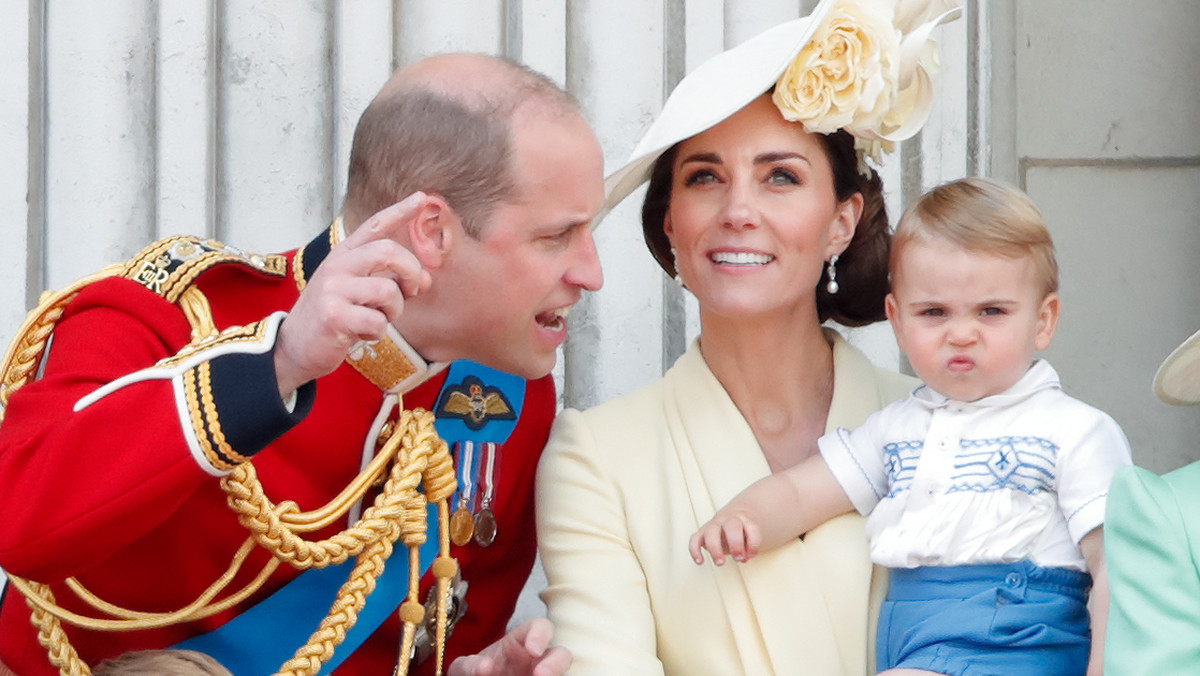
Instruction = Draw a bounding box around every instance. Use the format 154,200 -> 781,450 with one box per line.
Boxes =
773,0 -> 960,170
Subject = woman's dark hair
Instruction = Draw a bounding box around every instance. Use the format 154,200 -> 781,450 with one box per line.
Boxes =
640,129 -> 890,326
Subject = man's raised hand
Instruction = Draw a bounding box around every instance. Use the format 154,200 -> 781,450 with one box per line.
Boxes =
274,192 -> 437,397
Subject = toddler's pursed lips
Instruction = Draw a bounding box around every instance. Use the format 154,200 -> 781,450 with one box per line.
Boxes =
948,355 -> 974,372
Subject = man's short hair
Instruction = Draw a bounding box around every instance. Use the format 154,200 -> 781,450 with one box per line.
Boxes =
343,58 -> 577,238
893,177 -> 1059,297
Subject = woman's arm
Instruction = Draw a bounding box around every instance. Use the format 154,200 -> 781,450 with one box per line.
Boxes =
1104,465 -> 1200,674
689,454 -> 854,565
535,409 -> 666,676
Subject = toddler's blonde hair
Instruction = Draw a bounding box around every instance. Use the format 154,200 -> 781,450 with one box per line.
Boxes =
92,649 -> 231,676
892,177 -> 1058,297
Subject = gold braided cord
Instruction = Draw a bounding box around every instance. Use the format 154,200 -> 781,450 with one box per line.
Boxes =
223,409 -> 454,570
275,412 -> 455,676
4,264 -> 460,676
396,547 -> 423,671
13,409 -> 456,676
24,583 -> 89,676
434,506 -> 454,676
178,287 -> 218,342
0,266 -> 124,420
198,362 -> 246,466
66,539 -> 280,623
12,538 -> 280,629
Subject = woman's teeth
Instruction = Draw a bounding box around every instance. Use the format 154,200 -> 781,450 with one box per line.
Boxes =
710,252 -> 773,265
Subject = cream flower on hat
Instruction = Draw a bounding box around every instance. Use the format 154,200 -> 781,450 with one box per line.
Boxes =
600,0 -> 961,222
773,0 -> 957,170
773,0 -> 900,137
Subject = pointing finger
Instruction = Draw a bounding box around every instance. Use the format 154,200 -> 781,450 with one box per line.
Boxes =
341,191 -> 430,249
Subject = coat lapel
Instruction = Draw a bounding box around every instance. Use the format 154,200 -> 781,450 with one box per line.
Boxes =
663,334 -> 886,675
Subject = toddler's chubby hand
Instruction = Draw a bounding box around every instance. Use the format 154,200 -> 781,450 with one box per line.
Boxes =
688,510 -> 763,566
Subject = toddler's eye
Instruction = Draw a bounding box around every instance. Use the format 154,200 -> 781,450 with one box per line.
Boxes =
920,308 -> 945,318
982,307 -> 1006,316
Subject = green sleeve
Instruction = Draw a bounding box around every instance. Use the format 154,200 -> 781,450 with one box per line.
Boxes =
1105,464 -> 1200,674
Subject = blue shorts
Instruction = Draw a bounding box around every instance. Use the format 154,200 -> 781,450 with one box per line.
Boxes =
876,561 -> 1092,676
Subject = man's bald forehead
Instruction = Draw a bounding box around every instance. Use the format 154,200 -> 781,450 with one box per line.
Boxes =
380,54 -> 525,106
376,53 -> 576,118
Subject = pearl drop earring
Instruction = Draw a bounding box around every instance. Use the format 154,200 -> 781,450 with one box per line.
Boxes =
826,254 -> 839,294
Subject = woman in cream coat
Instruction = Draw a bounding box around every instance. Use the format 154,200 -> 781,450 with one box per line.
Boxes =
536,1 -> 960,673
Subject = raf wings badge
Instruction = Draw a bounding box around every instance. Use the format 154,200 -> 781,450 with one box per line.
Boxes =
435,375 -> 517,431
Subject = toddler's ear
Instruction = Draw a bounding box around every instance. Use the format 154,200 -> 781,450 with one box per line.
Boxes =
1034,292 -> 1061,351
884,293 -> 906,351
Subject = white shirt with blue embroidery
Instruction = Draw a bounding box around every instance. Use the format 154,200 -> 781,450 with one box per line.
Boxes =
819,360 -> 1131,572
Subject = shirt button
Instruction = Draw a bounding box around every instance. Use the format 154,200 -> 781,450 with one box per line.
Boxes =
1005,572 -> 1021,587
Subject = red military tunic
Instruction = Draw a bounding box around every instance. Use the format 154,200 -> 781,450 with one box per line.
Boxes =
0,225 -> 553,675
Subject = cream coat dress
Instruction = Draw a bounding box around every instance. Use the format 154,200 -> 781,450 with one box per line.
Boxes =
536,331 -> 915,675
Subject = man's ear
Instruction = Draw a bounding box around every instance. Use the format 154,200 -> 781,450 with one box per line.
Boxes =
408,194 -> 456,270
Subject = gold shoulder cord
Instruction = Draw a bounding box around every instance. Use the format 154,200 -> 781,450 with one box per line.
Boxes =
1,278 -> 459,676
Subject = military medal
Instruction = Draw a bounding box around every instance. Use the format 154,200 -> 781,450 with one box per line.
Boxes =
473,442 -> 498,547
450,505 -> 474,547
450,441 -> 476,546
473,507 -> 496,547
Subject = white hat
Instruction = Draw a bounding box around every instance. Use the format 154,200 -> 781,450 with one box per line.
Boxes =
1154,328 -> 1200,405
600,0 -> 961,221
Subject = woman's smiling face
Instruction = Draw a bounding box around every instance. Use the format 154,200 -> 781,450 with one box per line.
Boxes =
664,94 -> 859,321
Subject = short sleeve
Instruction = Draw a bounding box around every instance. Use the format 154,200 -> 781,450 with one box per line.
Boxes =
819,412 -> 889,515
1055,410 -> 1132,542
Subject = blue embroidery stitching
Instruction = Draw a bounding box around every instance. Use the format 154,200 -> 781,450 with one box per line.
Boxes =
883,436 -> 1059,497
882,440 -> 922,496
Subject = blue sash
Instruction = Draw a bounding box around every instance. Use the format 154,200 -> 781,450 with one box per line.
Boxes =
175,362 -> 524,675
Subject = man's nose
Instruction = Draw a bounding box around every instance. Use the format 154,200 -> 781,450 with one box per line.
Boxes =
567,228 -> 603,291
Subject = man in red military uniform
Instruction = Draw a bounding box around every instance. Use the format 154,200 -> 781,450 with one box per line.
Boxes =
0,52 -> 603,676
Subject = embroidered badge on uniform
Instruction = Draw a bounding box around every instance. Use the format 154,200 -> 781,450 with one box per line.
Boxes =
435,375 -> 517,431
125,236 -> 286,302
